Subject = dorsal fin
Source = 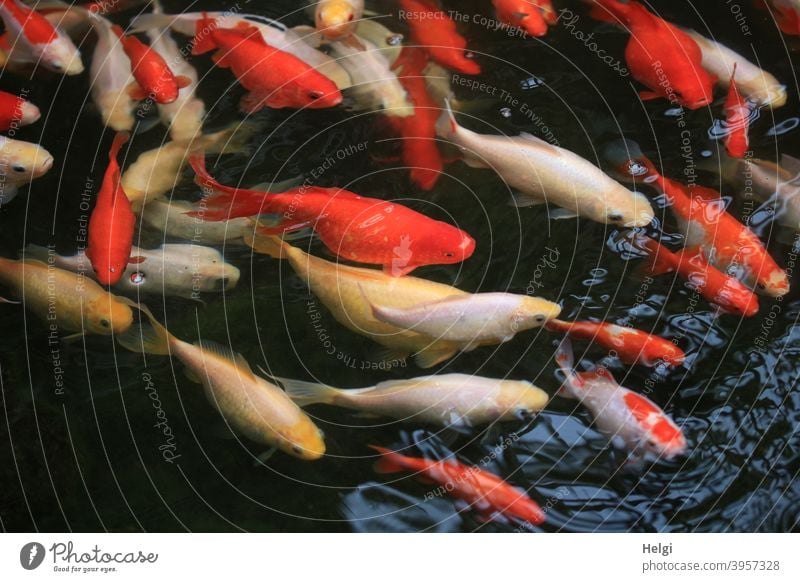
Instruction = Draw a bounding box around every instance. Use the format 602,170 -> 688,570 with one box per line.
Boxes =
195,339 -> 256,379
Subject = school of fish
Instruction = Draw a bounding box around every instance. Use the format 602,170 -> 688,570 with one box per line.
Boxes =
0,0 -> 796,530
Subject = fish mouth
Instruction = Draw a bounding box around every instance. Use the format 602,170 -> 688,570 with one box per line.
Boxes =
41,156 -> 54,172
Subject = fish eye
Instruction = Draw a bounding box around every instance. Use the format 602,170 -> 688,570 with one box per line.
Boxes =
757,282 -> 766,290
534,315 -> 546,324
309,91 -> 323,100
99,319 -> 111,328
51,62 -> 63,71
347,14 -> 354,21
443,251 -> 455,258
291,445 -> 303,455
12,164 -> 26,173
608,211 -> 624,222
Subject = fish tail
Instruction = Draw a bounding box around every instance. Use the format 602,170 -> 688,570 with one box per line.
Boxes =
109,131 -> 130,165
369,445 -> 406,474
192,12 -> 219,55
274,377 -> 340,406
115,304 -> 173,356
435,97 -> 458,139
602,138 -> 658,182
244,232 -> 290,259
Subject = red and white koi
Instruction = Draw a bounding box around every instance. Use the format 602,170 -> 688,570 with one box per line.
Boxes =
555,338 -> 687,460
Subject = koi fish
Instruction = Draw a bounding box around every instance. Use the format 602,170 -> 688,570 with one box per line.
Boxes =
328,34 -> 413,115
545,319 -> 685,367
0,90 -> 40,131
188,154 -> 475,276
130,11 -> 351,89
369,292 -> 560,348
723,65 -> 750,159
385,46 -> 444,190
634,234 -> 760,317
118,308 -> 326,461
555,338 -> 687,460
683,29 -> 787,107
191,14 -> 342,113
370,445 -> 546,525
0,258 -> 134,336
0,0 -> 84,74
0,136 -> 53,205
398,0 -> 481,75
86,133 -> 140,286
279,373 -> 549,427
492,0 -> 557,37
436,100 -> 654,227
24,243 -> 240,299
110,24 -> 191,104
246,234 -> 492,367
312,0 -> 364,41
120,123 -> 253,211
144,1 -> 205,140
605,139 -> 790,297
589,0 -> 714,109
89,13 -> 137,131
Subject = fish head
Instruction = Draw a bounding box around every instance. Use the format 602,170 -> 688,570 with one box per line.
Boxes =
92,254 -> 129,286
674,75 -> 715,110
0,138 -> 54,183
316,1 -> 359,40
513,296 -> 561,331
87,294 -> 134,335
756,268 -> 790,298
502,380 -> 549,416
417,227 -> 476,267
41,41 -> 84,75
17,100 -> 41,126
717,279 -> 760,317
599,190 -> 655,228
280,419 -> 326,461
291,72 -> 343,109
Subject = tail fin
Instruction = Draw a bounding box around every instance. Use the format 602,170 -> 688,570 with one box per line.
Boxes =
244,232 -> 290,259
368,445 -> 406,474
109,131 -> 130,164
192,13 -> 219,55
115,304 -> 174,356
189,153 -> 237,196
435,97 -> 459,139
274,376 -> 340,406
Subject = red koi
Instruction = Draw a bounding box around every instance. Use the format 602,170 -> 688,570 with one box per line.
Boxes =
386,47 -> 444,190
492,0 -> 557,37
545,319 -> 685,367
723,64 -> 751,159
0,90 -> 40,130
0,0 -> 83,75
370,445 -> 545,525
605,139 -> 789,297
86,133 -> 142,286
187,155 -> 475,276
191,14 -> 342,113
589,0 -> 715,109
638,235 -> 760,317
111,25 -> 190,104
398,0 -> 481,75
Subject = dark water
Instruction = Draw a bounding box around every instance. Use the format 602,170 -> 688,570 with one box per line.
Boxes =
1,0 -> 800,532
